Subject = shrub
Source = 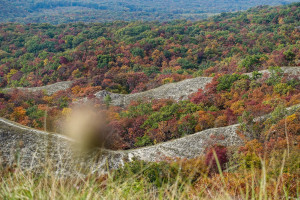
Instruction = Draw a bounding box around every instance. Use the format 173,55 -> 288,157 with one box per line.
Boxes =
216,74 -> 248,91
273,83 -> 293,95
205,145 -> 228,173
135,134 -> 153,147
180,157 -> 209,183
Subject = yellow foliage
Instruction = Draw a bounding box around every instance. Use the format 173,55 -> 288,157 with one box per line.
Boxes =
11,106 -> 26,121
162,77 -> 173,84
215,115 -> 228,127
72,69 -> 81,78
108,111 -> 120,121
223,92 -> 233,108
33,120 -> 40,129
207,22 -> 214,27
230,100 -> 245,115
62,108 -> 72,117
278,17 -> 284,24
43,96 -> 53,104
286,114 -> 297,122
195,111 -> 215,132
6,69 -> 18,84
121,65 -> 130,72
44,58 -> 48,66
72,85 -> 81,95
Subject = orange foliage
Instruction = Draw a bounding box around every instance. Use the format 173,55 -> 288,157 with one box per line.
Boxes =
10,107 -> 26,122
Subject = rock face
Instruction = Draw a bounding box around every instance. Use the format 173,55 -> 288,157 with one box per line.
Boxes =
124,124 -> 242,161
0,117 -> 242,174
3,81 -> 73,96
245,66 -> 300,77
1,66 -> 299,174
95,77 -> 213,107
2,67 -> 299,106
95,67 -> 300,107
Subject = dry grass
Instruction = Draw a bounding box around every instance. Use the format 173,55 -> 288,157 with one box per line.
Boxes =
1,151 -> 299,200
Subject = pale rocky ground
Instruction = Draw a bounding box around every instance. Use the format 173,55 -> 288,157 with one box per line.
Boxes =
0,117 -> 242,175
244,66 -> 300,77
95,67 -> 300,107
2,67 -> 299,107
94,77 -> 213,106
0,66 -> 299,174
3,81 -> 73,95
1,103 -> 299,174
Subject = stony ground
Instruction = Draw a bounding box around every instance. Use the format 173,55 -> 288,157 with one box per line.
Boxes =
0,117 -> 242,175
1,67 -> 299,174
4,67 -> 300,107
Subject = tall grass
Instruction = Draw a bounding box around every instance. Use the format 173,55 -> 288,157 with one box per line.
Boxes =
1,151 -> 298,200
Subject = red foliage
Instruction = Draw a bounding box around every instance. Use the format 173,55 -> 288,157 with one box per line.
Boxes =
127,72 -> 148,92
205,145 -> 228,173
59,56 -> 68,64
190,89 -> 209,104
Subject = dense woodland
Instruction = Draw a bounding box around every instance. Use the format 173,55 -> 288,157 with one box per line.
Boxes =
0,0 -> 299,23
0,3 -> 300,199
0,3 -> 299,91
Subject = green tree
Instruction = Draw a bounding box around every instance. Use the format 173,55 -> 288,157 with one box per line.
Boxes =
131,47 -> 145,58
97,54 -> 113,68
239,55 -> 262,72
217,74 -> 248,91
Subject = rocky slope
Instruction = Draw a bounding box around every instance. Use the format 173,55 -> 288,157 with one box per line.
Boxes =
94,77 -> 213,107
1,66 -> 299,174
0,117 -> 242,174
96,67 -> 300,107
1,103 -> 299,174
3,67 -> 299,107
3,81 -> 73,95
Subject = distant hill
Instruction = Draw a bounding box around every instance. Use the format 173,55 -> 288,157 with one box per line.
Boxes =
0,0 -> 299,24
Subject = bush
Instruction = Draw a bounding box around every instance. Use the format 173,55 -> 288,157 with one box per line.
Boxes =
205,145 -> 228,173
180,157 -> 209,183
274,83 -> 293,95
135,134 -> 153,147
239,55 -> 263,72
217,74 -> 248,91
131,47 -> 145,58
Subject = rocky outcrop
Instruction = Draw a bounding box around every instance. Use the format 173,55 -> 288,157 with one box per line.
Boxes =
95,77 -> 213,107
1,104 -> 299,174
0,66 -> 299,174
96,67 -> 300,107
245,66 -> 300,77
3,81 -> 73,96
0,117 -> 242,174
2,67 -> 299,106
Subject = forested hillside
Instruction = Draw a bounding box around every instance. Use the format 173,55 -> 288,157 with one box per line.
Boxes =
0,3 -> 299,149
0,3 -> 299,92
1,3 -> 300,198
0,0 -> 298,23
